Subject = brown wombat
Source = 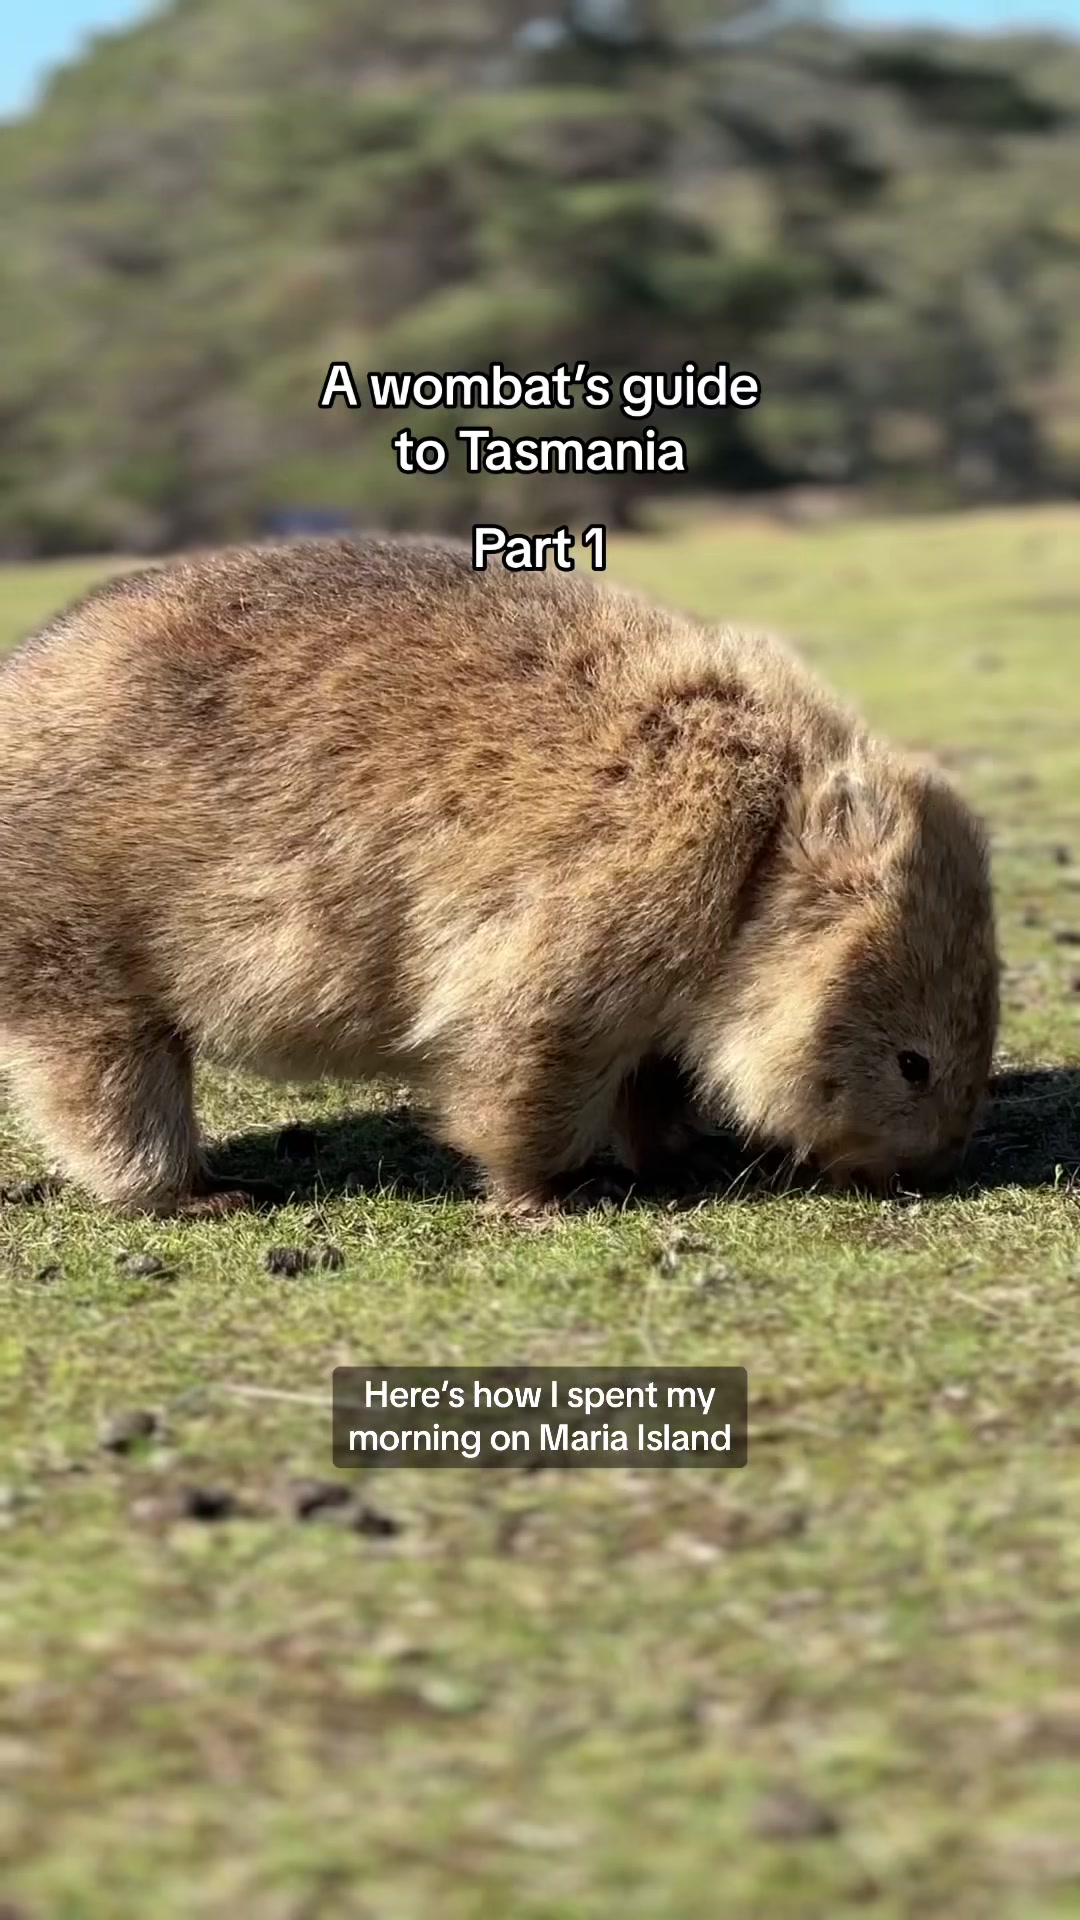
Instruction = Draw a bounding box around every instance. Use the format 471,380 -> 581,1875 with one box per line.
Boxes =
0,537 -> 998,1215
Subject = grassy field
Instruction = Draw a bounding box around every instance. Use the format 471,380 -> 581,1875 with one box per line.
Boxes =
2,509 -> 1080,1920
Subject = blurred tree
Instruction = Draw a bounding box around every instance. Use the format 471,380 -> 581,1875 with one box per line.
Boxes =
0,0 -> 1078,552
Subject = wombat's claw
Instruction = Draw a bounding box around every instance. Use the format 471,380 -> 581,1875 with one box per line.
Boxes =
500,1211 -> 565,1233
479,1191 -> 563,1229
176,1188 -> 259,1219
192,1171 -> 284,1210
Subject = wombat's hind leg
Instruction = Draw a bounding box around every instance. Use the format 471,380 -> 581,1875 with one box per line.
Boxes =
1,1020 -> 204,1215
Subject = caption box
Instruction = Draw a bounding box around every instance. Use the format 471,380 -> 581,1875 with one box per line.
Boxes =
332,1367 -> 747,1469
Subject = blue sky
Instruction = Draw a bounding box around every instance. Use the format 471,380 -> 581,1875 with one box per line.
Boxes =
4,0 -> 1080,119
837,0 -> 1080,22
4,0 -> 155,118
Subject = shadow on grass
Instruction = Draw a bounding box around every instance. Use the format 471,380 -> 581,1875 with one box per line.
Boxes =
963,1065 -> 1080,1193
209,1104 -> 476,1207
207,1065 -> 1080,1211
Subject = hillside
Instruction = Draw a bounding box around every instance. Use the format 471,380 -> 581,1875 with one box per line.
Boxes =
4,0 -> 1080,552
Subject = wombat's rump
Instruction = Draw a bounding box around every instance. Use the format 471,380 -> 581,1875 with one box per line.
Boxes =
0,538 -> 998,1214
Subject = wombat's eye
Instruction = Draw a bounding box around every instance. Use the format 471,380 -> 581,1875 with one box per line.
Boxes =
897,1050 -> 930,1088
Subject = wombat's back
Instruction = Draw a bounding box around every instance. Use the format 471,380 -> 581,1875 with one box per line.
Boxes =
0,536 -> 855,904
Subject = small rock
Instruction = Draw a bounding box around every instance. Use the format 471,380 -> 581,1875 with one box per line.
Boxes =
129,1494 -> 170,1526
1053,929 -> 1080,947
99,1408 -> 159,1454
116,1251 -> 171,1278
654,1230 -> 711,1273
292,1479 -> 353,1521
1053,845 -> 1072,867
354,1504 -> 400,1539
670,1229 -> 710,1254
179,1486 -> 238,1522
264,1245 -> 314,1276
750,1784 -> 839,1841
275,1123 -> 318,1161
693,1264 -> 735,1291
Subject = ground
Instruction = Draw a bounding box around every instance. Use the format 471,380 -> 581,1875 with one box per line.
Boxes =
1,508 -> 1079,1920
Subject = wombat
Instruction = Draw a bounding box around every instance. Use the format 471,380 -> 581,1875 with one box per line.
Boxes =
0,537 -> 998,1215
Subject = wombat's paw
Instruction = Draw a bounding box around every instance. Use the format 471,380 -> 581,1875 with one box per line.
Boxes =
189,1171 -> 286,1213
479,1185 -> 564,1228
480,1165 -> 634,1225
554,1166 -> 638,1211
172,1188 -> 261,1220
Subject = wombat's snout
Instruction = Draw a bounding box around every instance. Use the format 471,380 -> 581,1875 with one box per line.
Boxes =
816,1134 -> 969,1195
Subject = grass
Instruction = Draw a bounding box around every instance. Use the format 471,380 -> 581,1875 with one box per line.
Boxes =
2,508 -> 1080,1919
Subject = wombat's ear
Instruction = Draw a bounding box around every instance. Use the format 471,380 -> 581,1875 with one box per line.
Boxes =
805,766 -> 888,844
792,763 -> 900,881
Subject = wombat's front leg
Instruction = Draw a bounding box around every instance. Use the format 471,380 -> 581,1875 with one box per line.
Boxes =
610,1054 -> 701,1182
433,1032 -> 630,1214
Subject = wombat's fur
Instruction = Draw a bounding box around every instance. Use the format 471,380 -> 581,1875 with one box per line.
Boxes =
0,537 -> 998,1215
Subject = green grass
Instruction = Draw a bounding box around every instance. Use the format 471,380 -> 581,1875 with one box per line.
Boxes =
2,509 -> 1080,1919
